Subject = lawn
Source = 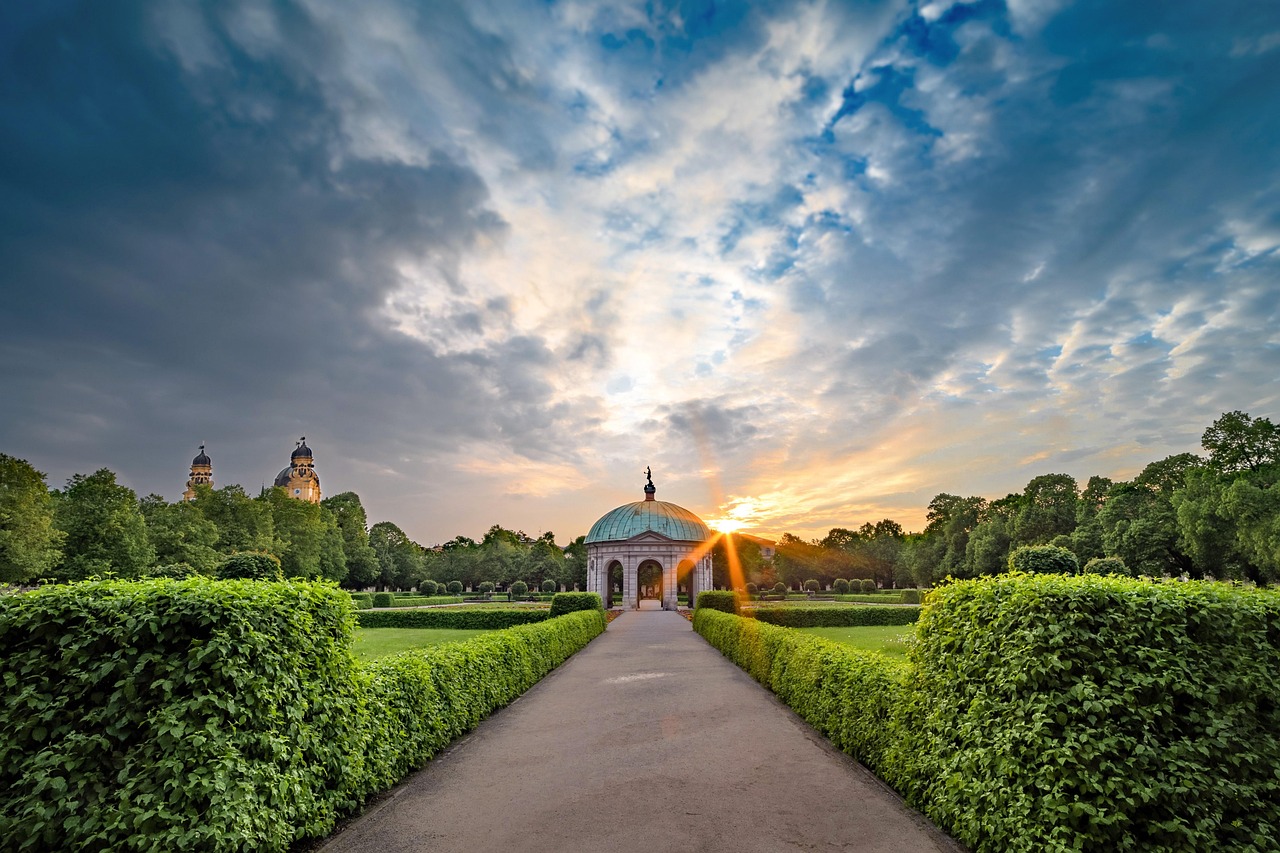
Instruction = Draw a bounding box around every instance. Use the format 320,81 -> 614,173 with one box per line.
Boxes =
353,628 -> 494,660
797,624 -> 914,659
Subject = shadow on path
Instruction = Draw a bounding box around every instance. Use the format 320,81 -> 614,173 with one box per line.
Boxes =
320,609 -> 963,853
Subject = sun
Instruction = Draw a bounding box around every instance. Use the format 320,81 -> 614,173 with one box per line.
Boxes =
707,517 -> 746,534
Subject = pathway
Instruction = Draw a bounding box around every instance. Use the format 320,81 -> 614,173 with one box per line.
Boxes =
320,609 -> 963,853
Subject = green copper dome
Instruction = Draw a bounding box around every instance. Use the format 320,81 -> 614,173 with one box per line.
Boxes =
586,499 -> 712,544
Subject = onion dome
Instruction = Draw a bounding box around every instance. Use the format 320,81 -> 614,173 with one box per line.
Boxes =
585,474 -> 711,544
273,467 -> 292,488
291,436 -> 313,460
192,444 -> 211,466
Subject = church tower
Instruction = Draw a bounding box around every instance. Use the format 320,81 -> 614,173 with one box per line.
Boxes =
182,444 -> 213,501
273,436 -> 322,503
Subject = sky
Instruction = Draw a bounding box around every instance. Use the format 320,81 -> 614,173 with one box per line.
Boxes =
2,0 -> 1278,546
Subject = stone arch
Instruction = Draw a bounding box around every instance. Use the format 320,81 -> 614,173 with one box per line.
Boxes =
677,559 -> 697,605
607,560 -> 623,608
637,558 -> 664,606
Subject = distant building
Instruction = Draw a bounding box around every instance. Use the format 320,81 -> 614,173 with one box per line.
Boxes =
180,436 -> 322,504
182,444 -> 213,501
737,533 -> 776,561
273,437 -> 322,504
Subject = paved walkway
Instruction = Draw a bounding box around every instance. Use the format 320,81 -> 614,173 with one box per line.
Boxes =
320,609 -> 963,853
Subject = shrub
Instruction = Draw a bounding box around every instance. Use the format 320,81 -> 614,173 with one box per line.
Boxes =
1007,544 -> 1079,575
372,592 -> 395,608
541,579 -> 556,593
750,606 -> 919,627
446,580 -> 463,595
773,582 -> 787,595
216,551 -> 283,581
357,608 -> 550,629
1083,556 -> 1127,575
0,578 -> 361,851
694,609 -> 908,779
548,591 -> 604,617
378,595 -> 460,608
418,579 -> 439,595
695,590 -> 739,614
803,579 -> 820,592
860,579 -> 877,593
900,588 -> 922,604
510,581 -> 528,598
745,582 -> 758,594
478,581 -> 495,594
832,578 -> 851,595
147,562 -> 200,579
350,593 -> 373,610
894,573 -> 1280,853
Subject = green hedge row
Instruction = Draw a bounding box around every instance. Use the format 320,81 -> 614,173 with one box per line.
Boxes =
749,605 -> 921,627
699,574 -> 1280,852
695,590 -> 739,613
693,609 -> 908,779
0,579 -> 605,851
373,595 -> 462,608
356,608 -> 550,629
351,593 -> 373,609
548,591 -> 604,617
831,593 -> 907,604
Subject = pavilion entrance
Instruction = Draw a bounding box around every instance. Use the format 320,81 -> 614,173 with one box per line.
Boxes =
636,559 -> 663,607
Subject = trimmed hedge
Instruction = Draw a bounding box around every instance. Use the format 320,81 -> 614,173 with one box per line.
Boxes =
216,551 -> 283,581
833,593 -> 907,604
350,593 -> 373,610
749,605 -> 921,627
376,595 -> 462,608
548,591 -> 604,617
0,579 -> 604,852
0,578 -> 361,851
693,608 -> 907,779
695,590 -> 739,614
699,573 -> 1280,853
356,608 -> 550,629
371,592 -> 395,607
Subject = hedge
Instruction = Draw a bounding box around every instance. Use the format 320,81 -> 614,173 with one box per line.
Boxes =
832,593 -> 907,604
0,579 -> 604,851
0,578 -> 362,852
698,573 -> 1280,853
350,593 -> 373,610
693,609 -> 907,779
749,605 -> 920,627
695,590 -> 739,614
548,591 -> 604,617
371,591 -> 394,607
375,595 -> 462,608
356,608 -> 550,629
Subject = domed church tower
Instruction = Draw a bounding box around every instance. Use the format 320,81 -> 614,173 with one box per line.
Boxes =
273,437 -> 322,503
182,444 -> 213,501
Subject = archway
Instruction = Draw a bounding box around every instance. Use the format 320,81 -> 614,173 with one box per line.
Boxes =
607,560 -> 623,608
677,559 -> 697,607
637,559 -> 663,607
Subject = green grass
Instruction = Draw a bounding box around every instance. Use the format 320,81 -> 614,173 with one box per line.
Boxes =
353,628 -> 494,660
796,624 -> 914,659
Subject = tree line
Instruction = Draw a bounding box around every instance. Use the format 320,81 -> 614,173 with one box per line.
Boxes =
714,410 -> 1280,589
0,466 -> 587,592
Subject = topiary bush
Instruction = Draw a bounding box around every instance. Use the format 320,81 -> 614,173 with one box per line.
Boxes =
548,591 -> 604,617
750,606 -> 919,627
773,582 -> 787,595
695,590 -> 739,614
541,579 -> 556,593
900,588 -> 922,604
478,581 -> 495,595
418,579 -> 439,595
371,592 -> 395,607
803,579 -> 820,592
1083,555 -> 1127,575
1007,544 -> 1079,575
509,581 -> 528,598
745,582 -> 758,595
832,578 -> 851,594
446,580 -> 463,595
860,578 -> 877,593
350,593 -> 374,610
0,578 -> 361,851
216,551 -> 283,581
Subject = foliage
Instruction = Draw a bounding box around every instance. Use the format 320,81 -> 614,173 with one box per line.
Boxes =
860,578 -> 877,592
371,592 -> 395,608
369,522 -> 423,592
773,582 -> 787,594
350,593 -> 373,610
446,580 -> 463,595
1007,544 -> 1079,575
695,590 -> 739,614
264,488 -> 346,582
1083,556 -> 1127,575
1200,410 -> 1280,473
0,454 -> 63,583
548,591 -> 604,617
146,562 -> 201,579
356,608 -> 551,629
749,606 -> 920,627
189,484 -> 273,555
745,582 -> 759,594
478,581 -> 495,594
52,469 -> 154,581
321,493 -> 380,590
895,573 -> 1280,853
418,579 -> 439,595
509,580 -> 528,597
216,551 -> 283,581
376,595 -> 460,607
900,588 -> 921,604
139,494 -> 221,575
803,578 -> 820,592
0,578 -> 362,851
541,579 -> 557,593
832,578 -> 850,594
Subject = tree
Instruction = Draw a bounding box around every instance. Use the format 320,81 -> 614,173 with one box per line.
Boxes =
1098,458 -> 1195,578
1013,474 -> 1078,547
562,535 -> 587,591
263,488 -> 345,581
923,494 -> 987,578
52,469 -> 154,580
190,484 -> 273,554
0,454 -> 63,583
1201,410 -> 1280,473
1008,545 -> 1079,575
369,521 -> 423,591
321,492 -> 379,589
139,495 -> 220,575
774,533 -> 822,589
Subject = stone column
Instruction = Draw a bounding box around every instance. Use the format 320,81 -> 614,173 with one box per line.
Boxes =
624,553 -> 637,610
663,556 -> 677,610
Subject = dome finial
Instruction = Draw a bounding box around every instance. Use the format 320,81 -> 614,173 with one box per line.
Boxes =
643,466 -> 656,500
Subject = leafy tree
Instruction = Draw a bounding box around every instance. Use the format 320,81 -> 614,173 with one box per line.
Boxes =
321,492 -> 379,589
1201,410 -> 1280,473
369,521 -> 423,591
262,488 -> 343,580
924,493 -> 987,578
216,551 -> 283,580
774,533 -> 821,589
0,454 -> 63,583
1008,544 -> 1079,575
1070,475 -> 1112,563
562,535 -> 587,591
1012,474 -> 1078,547
1098,457 -> 1195,578
139,495 -> 220,575
190,484 -> 273,554
53,469 -> 154,580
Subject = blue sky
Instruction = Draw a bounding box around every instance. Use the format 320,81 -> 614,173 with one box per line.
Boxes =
1,0 -> 1277,543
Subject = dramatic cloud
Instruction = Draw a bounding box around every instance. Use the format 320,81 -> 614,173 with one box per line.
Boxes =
1,0 -> 1277,543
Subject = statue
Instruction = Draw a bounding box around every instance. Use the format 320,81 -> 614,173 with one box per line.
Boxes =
644,466 -> 653,487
